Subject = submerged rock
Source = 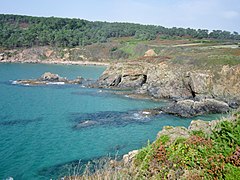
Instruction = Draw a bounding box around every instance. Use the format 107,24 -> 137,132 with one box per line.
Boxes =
73,120 -> 99,129
13,72 -> 84,86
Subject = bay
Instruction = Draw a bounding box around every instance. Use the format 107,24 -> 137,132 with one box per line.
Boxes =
0,63 -> 221,180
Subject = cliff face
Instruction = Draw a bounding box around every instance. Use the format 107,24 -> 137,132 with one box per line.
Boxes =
96,62 -> 240,101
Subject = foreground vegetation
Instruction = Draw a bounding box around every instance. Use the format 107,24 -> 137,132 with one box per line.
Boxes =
135,114 -> 240,179
1,14 -> 240,49
67,110 -> 240,179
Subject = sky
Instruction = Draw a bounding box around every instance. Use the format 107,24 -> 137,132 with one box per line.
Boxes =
1,0 -> 239,32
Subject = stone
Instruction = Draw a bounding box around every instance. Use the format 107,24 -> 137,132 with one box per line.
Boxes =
45,50 -> 54,57
188,120 -> 212,134
162,98 -> 230,117
40,72 -> 63,81
123,150 -> 139,165
144,49 -> 157,57
157,126 -> 190,143
0,53 -> 5,60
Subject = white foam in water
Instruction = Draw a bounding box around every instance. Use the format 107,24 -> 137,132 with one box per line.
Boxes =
11,81 -> 17,85
46,82 -> 65,85
133,113 -> 144,120
5,177 -> 14,180
142,111 -> 151,115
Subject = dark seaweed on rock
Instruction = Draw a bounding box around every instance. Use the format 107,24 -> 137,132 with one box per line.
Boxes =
71,90 -> 109,98
71,110 -> 158,129
0,117 -> 43,126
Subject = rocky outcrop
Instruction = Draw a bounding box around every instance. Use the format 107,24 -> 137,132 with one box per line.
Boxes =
162,98 -> 230,117
40,72 -> 65,82
157,126 -> 190,143
96,62 -> 240,102
13,72 -> 84,85
95,62 -> 240,117
96,62 -> 148,89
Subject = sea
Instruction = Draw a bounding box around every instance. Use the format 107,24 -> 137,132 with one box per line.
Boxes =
0,63 -> 222,180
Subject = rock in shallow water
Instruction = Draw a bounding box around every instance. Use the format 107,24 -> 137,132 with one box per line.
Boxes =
162,98 -> 230,117
13,72 -> 84,86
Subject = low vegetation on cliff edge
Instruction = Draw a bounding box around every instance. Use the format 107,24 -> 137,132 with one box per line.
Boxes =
134,113 -> 240,179
66,110 -> 240,180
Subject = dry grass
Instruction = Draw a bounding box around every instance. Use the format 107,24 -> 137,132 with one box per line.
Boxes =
63,157 -> 137,180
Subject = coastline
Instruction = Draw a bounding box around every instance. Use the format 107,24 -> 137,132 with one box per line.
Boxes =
0,59 -> 110,66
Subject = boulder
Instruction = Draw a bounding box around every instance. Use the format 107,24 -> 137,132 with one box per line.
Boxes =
40,72 -> 64,81
123,150 -> 139,165
144,49 -> 157,57
45,50 -> 54,57
162,98 -> 230,117
188,119 -> 221,134
157,126 -> 190,143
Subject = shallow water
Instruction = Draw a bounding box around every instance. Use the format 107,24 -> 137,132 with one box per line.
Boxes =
0,63 -> 222,180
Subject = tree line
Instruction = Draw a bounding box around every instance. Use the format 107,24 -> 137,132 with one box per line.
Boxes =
0,14 -> 239,48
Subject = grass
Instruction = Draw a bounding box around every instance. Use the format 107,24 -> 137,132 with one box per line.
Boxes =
133,111 -> 240,179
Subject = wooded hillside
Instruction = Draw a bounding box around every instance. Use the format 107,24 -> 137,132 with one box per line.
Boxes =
0,14 -> 239,48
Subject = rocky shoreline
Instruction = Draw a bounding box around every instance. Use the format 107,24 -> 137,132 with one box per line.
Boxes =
94,61 -> 240,117
8,59 -> 240,117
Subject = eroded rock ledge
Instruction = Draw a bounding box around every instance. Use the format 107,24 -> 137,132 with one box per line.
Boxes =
161,98 -> 231,117
13,72 -> 84,85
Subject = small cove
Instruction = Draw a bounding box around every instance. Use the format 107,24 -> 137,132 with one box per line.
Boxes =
0,63 -> 223,180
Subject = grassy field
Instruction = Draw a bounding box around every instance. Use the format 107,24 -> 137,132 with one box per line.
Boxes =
108,36 -> 240,69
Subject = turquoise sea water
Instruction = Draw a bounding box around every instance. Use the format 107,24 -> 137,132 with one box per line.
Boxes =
0,63 -> 222,180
